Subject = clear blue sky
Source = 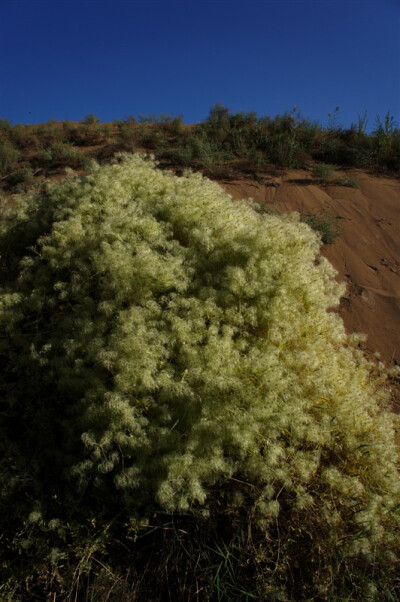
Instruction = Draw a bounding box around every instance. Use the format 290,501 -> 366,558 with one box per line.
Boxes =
1,0 -> 399,130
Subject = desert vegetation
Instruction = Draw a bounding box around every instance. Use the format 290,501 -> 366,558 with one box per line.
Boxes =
0,153 -> 399,600
0,105 -> 399,196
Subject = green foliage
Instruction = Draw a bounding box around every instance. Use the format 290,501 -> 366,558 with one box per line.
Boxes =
327,106 -> 342,132
0,118 -> 12,133
374,110 -> 396,137
138,112 -> 183,129
356,110 -> 369,136
99,123 -> 113,140
338,175 -> 360,188
165,131 -> 232,168
8,124 -> 33,149
37,147 -> 53,162
0,138 -> 20,176
63,122 -> 105,147
116,120 -> 146,151
82,113 -> 100,125
38,141 -> 86,168
2,106 -> 400,178
1,154 -> 399,599
3,164 -> 34,190
371,111 -> 400,172
35,120 -> 64,145
312,162 -> 336,180
300,211 -> 341,244
268,131 -> 299,168
295,117 -> 321,154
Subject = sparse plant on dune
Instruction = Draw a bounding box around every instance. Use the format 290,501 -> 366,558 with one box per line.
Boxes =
300,211 -> 341,244
82,112 -> 100,125
312,162 -> 336,180
338,175 -> 359,188
371,111 -> 400,172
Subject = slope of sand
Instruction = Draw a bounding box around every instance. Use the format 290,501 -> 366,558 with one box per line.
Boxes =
220,169 -> 400,406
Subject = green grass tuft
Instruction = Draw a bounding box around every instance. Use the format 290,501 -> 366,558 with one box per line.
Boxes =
300,211 -> 341,244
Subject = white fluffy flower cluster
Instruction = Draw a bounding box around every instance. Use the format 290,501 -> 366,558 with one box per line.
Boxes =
1,154 -> 399,562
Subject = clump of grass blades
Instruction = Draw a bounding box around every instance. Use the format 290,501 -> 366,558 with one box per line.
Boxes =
300,211 -> 341,244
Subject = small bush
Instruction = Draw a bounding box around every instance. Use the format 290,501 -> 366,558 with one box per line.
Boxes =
300,211 -> 341,244
0,118 -> 12,133
4,165 -> 34,190
37,141 -> 86,169
312,162 -> 336,180
338,175 -> 360,188
165,133 -> 231,168
140,127 -> 167,151
82,113 -> 100,125
116,121 -> 145,151
8,124 -> 33,149
37,147 -> 53,163
99,124 -> 113,140
169,116 -> 184,137
65,123 -> 105,147
35,120 -> 64,145
0,138 -> 20,176
268,131 -> 299,167
61,120 -> 76,139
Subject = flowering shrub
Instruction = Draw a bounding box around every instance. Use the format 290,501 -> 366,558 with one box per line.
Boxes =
0,154 -> 399,598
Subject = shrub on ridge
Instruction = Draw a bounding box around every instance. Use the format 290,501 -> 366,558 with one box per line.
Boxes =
0,154 -> 399,599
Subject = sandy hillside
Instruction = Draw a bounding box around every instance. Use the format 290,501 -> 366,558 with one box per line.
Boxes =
220,168 -> 400,406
